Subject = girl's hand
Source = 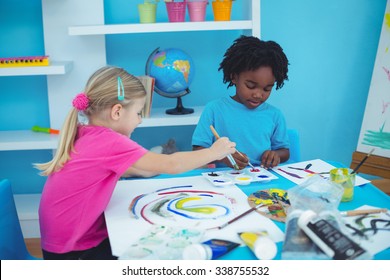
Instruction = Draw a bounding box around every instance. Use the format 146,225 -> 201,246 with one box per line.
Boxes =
210,137 -> 236,160
260,150 -> 281,169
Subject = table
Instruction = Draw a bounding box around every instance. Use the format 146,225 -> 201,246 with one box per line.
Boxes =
106,162 -> 390,260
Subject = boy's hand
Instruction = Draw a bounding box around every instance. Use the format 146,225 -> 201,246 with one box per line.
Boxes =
232,151 -> 249,170
260,150 -> 281,169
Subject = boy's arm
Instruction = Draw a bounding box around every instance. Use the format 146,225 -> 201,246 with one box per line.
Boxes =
261,148 -> 290,169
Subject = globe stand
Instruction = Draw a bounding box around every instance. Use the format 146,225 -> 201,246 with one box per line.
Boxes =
166,96 -> 194,115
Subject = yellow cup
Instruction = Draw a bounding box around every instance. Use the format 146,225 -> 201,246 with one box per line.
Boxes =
329,168 -> 356,202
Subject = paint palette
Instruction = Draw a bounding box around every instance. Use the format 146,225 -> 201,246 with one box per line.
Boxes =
202,168 -> 278,187
248,189 -> 290,223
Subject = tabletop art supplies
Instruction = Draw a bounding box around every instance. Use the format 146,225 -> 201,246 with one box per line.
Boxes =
119,225 -> 203,260
182,239 -> 239,260
202,167 -> 278,186
281,175 -> 346,259
106,176 -> 284,257
298,210 -> 371,260
238,231 -> 277,260
274,159 -> 370,186
341,205 -> 390,256
329,168 -> 356,202
247,188 -> 290,222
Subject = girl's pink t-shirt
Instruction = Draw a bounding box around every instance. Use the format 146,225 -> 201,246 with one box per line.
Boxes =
39,125 -> 148,254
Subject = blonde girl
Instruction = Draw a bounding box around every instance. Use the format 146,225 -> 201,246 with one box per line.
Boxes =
35,66 -> 235,260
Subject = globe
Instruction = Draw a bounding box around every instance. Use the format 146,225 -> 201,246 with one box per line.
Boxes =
146,47 -> 195,115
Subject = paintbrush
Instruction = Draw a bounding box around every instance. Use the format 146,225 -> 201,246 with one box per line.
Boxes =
351,148 -> 375,174
209,125 -> 239,170
340,208 -> 388,217
209,203 -> 266,230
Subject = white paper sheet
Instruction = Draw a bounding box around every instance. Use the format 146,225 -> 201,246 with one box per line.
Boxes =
342,205 -> 390,256
273,159 -> 370,186
105,176 -> 284,257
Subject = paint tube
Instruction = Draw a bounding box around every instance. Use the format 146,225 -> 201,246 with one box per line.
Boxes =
182,239 -> 239,260
297,210 -> 371,260
238,231 -> 277,260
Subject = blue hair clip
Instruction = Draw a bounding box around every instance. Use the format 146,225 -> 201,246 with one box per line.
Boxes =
117,76 -> 125,101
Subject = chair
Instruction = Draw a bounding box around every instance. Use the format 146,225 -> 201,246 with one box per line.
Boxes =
287,128 -> 301,163
0,179 -> 41,260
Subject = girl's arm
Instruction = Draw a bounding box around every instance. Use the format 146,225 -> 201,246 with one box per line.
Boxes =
126,137 -> 236,176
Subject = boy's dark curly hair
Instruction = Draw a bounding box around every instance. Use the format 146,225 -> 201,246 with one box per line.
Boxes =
219,35 -> 289,90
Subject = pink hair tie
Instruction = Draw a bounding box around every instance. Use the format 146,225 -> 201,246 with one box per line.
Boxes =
72,93 -> 89,111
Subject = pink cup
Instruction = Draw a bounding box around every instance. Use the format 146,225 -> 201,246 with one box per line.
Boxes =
187,1 -> 208,22
166,2 -> 186,22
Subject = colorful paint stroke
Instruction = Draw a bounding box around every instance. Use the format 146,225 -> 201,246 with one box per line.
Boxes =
273,159 -> 370,186
128,185 -> 237,228
247,189 -> 290,223
362,122 -> 390,150
119,225 -> 203,260
342,206 -> 390,256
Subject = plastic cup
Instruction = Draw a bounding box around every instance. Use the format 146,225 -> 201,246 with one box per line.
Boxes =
329,168 -> 356,202
166,2 -> 186,22
212,0 -> 232,21
187,1 -> 208,22
138,3 -> 157,24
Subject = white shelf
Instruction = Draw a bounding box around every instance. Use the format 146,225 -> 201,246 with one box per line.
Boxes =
0,130 -> 59,151
0,107 -> 202,151
69,21 -> 253,36
0,61 -> 73,76
140,106 -> 202,127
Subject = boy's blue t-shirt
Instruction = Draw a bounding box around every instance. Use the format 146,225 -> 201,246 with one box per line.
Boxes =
192,96 -> 289,166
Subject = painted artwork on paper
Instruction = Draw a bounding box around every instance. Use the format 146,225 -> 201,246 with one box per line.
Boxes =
357,4 -> 390,157
342,205 -> 390,255
273,159 -> 370,186
105,176 -> 285,257
128,185 -> 236,228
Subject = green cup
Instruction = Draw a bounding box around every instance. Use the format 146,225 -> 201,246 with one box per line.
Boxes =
329,168 -> 356,202
138,3 -> 157,23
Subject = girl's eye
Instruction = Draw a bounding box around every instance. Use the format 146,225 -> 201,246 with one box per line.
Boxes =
137,112 -> 142,116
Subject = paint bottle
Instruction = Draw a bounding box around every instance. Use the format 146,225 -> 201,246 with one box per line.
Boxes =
238,231 -> 277,260
182,239 -> 239,260
297,210 -> 371,260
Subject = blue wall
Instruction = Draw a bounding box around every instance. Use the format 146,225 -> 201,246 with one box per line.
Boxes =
0,0 -> 386,194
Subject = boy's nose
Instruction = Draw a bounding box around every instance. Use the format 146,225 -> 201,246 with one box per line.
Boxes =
253,89 -> 263,99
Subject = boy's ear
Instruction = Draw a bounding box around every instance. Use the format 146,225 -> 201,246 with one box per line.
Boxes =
231,73 -> 237,84
111,104 -> 123,120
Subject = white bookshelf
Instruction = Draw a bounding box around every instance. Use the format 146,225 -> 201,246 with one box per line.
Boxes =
3,0 -> 260,237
